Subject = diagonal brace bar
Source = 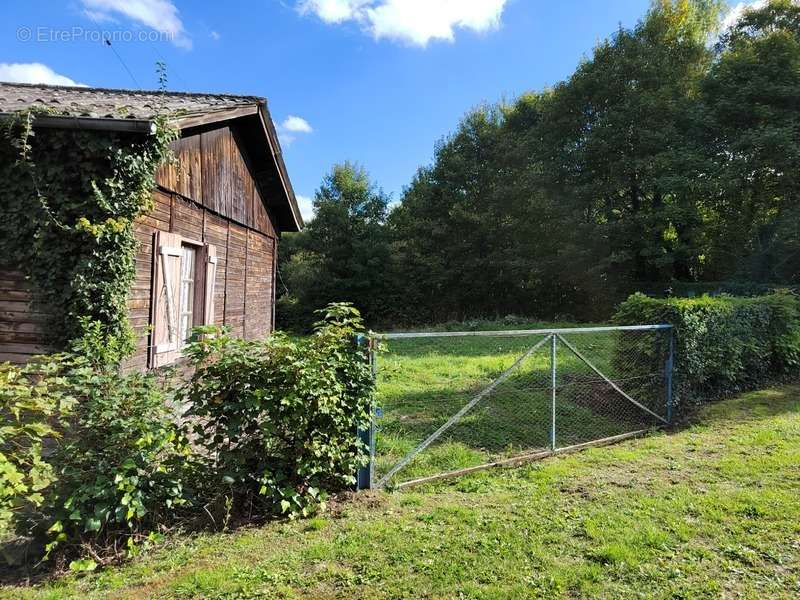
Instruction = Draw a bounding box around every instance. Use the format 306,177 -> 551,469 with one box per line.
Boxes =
555,334 -> 668,425
375,334 -> 553,488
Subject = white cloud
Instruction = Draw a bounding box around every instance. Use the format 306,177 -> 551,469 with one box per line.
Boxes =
82,9 -> 119,24
209,30 -> 221,41
278,115 -> 313,146
297,0 -> 507,46
721,0 -> 768,30
0,62 -> 85,86
298,0 -> 371,23
80,0 -> 191,49
296,194 -> 315,222
281,115 -> 313,133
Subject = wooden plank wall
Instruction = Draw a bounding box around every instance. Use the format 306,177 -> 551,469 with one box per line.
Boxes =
156,125 -> 277,239
125,131 -> 277,369
225,223 -> 248,338
2,122 -> 280,368
245,230 -> 275,338
203,213 -> 229,326
0,270 -> 50,363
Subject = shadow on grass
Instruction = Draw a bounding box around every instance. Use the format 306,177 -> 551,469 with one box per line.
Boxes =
375,372 -> 661,484
0,482 -> 345,587
673,383 -> 800,428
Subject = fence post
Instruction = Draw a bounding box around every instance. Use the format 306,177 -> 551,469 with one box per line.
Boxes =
550,333 -> 557,451
368,337 -> 377,488
355,334 -> 374,490
666,327 -> 675,424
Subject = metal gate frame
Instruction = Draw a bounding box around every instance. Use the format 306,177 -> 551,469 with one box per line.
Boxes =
360,324 -> 674,490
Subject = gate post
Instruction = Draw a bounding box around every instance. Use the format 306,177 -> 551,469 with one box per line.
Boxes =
550,334 -> 557,451
368,337 -> 377,488
666,327 -> 675,424
356,334 -> 375,490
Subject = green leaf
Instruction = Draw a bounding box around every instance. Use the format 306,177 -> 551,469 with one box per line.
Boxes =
85,517 -> 102,532
69,558 -> 98,573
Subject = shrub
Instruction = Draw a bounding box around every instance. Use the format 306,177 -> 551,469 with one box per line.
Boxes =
633,280 -> 800,299
0,359 -> 74,533
2,304 -> 375,568
614,291 -> 800,409
183,303 -> 374,518
42,359 -> 190,559
2,346 -> 189,566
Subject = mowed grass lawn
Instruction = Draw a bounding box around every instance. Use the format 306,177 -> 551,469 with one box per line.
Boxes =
6,385 -> 799,599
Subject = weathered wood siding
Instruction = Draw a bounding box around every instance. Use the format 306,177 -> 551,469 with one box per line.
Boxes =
245,230 -> 275,339
203,213 -> 229,326
225,223 -> 248,339
123,124 -> 280,370
156,125 -> 278,238
1,122 -> 282,369
0,271 -> 50,363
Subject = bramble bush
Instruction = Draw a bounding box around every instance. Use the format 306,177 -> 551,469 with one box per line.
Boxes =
1,304 -> 375,570
0,359 -> 74,534
41,356 -> 190,564
1,325 -> 189,570
614,291 -> 800,410
183,303 -> 374,519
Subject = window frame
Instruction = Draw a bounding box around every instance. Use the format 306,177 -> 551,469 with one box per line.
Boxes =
150,232 -> 217,368
178,243 -> 199,348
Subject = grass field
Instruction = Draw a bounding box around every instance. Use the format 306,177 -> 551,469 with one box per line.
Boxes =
373,323 -> 671,485
5,385 -> 799,598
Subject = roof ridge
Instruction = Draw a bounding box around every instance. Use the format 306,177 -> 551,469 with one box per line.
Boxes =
0,81 -> 265,103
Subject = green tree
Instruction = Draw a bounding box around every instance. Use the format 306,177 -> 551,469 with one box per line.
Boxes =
390,1 -> 726,322
537,0 -> 723,285
280,0 -> 800,329
700,0 -> 800,282
390,106 -> 511,321
389,95 -> 608,322
279,163 -> 394,328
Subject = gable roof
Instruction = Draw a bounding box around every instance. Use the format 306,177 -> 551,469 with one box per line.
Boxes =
0,82 -> 302,231
0,82 -> 262,120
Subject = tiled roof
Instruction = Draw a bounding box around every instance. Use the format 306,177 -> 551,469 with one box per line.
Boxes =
0,82 -> 263,120
0,82 -> 302,231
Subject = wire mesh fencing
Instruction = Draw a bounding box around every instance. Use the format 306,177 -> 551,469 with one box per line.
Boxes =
365,325 -> 673,489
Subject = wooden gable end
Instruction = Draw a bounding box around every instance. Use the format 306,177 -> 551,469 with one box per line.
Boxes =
128,124 -> 281,372
156,124 -> 277,238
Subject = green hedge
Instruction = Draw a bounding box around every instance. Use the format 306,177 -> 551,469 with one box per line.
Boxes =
614,292 -> 800,409
631,281 -> 800,299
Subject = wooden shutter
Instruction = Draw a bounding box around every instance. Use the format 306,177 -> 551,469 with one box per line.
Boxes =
202,244 -> 218,326
151,231 -> 183,368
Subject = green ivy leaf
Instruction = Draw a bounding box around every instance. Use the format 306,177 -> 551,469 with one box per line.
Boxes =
84,517 -> 102,532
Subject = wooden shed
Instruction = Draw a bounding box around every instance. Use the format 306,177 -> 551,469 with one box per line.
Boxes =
0,83 -> 303,369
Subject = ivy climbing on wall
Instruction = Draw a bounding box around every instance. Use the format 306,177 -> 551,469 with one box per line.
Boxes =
0,109 -> 177,364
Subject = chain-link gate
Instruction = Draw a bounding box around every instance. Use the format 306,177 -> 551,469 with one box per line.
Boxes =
363,325 -> 673,489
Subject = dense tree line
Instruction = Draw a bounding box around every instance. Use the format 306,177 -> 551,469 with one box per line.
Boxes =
279,0 -> 800,329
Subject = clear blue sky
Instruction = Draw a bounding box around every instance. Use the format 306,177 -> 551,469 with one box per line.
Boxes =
1,1 -> 745,219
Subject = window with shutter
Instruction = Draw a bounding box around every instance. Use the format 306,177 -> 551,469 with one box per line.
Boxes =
151,232 -> 184,368
202,244 -> 218,327
150,233 -> 219,368
179,245 -> 197,343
